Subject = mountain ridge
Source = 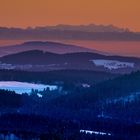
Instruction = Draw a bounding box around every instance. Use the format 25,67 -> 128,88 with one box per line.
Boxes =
1,50 -> 140,73
0,41 -> 105,57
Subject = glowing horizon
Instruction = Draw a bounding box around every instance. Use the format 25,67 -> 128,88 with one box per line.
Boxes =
0,0 -> 140,31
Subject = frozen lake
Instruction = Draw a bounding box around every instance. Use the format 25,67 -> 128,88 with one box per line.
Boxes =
0,81 -> 58,94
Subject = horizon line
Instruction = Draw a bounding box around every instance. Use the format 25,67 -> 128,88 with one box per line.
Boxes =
0,23 -> 132,31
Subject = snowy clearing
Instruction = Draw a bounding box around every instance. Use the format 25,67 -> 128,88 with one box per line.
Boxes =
91,59 -> 134,70
0,81 -> 58,94
80,129 -> 111,136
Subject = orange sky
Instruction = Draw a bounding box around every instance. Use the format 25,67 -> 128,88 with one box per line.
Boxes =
0,0 -> 140,31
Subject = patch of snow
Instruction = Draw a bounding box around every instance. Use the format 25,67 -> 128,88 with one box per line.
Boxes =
82,83 -> 90,88
64,62 -> 68,65
0,81 -> 58,94
106,92 -> 140,104
47,64 -> 59,67
37,93 -> 43,98
97,114 -> 112,119
0,133 -> 19,140
80,130 -> 111,136
91,59 -> 134,70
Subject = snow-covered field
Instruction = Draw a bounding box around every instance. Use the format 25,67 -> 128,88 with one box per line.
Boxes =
0,81 -> 58,94
91,59 -> 134,70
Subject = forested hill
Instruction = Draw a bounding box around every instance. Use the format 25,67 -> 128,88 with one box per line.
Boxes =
50,71 -> 140,108
0,69 -> 117,85
92,71 -> 140,99
1,50 -> 140,65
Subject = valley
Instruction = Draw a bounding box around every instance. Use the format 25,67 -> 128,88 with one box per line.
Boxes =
1,0 -> 140,138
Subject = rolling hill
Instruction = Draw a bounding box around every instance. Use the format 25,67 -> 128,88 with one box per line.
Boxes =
0,50 -> 140,73
0,41 -> 103,57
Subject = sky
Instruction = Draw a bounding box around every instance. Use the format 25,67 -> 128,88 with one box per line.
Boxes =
0,0 -> 140,31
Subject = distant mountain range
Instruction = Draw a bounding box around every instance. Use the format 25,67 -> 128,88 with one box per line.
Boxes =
1,49 -> 140,73
0,41 -> 104,57
39,24 -> 129,32
0,24 -> 140,41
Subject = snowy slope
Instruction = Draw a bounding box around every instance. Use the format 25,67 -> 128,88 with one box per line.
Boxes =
91,59 -> 134,70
